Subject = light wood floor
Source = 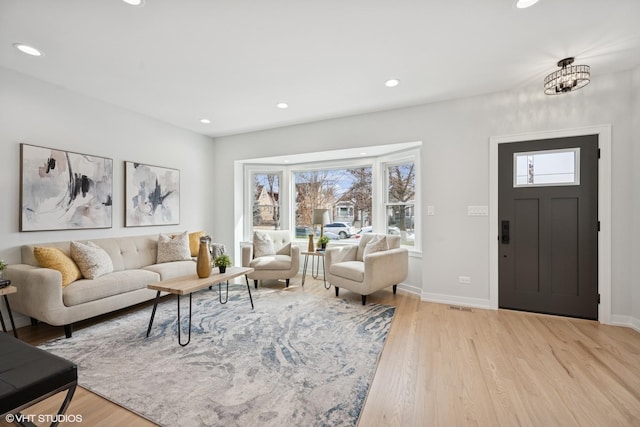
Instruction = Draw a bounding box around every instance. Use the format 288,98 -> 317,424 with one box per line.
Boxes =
3,275 -> 640,426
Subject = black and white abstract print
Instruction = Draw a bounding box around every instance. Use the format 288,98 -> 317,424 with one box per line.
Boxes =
125,161 -> 180,226
20,144 -> 113,231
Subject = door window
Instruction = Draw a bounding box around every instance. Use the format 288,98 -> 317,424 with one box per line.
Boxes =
513,148 -> 580,187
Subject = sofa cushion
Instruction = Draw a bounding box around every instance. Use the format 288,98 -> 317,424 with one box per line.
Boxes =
33,247 -> 82,287
250,255 -> 291,270
70,241 -> 114,279
157,232 -> 191,263
253,231 -> 275,258
188,231 -> 205,257
363,235 -> 388,258
330,261 -> 365,283
63,269 -> 160,307
144,260 -> 196,281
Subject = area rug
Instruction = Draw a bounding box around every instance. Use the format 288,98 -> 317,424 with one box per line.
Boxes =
38,287 -> 396,427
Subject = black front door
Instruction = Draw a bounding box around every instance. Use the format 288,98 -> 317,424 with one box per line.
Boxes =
498,135 -> 598,320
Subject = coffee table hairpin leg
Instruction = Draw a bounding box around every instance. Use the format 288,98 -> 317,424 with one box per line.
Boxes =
218,280 -> 229,304
177,293 -> 192,347
146,291 -> 161,338
245,275 -> 254,309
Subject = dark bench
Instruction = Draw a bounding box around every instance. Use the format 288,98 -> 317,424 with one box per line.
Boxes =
0,334 -> 77,427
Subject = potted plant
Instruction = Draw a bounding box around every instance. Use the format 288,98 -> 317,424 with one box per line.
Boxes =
0,259 -> 7,280
318,235 -> 330,250
214,254 -> 231,273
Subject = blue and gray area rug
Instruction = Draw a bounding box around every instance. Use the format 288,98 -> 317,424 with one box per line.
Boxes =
39,286 -> 396,427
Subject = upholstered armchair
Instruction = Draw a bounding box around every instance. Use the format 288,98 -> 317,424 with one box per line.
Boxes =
242,230 -> 300,289
325,233 -> 408,304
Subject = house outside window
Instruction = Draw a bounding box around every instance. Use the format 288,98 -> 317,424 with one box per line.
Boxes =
252,173 -> 280,230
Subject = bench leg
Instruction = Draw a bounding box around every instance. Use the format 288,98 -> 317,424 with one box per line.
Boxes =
64,324 -> 73,339
51,384 -> 77,427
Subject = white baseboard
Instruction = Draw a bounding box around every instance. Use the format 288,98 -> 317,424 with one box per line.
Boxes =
421,292 -> 493,310
397,283 -> 421,297
609,314 -> 640,333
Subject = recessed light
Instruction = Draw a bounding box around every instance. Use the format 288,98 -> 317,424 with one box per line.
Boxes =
200,118 -> 211,124
277,102 -> 289,109
360,152 -> 368,156
13,43 -> 43,57
385,79 -> 400,87
284,160 -> 290,163
122,0 -> 144,6
515,0 -> 539,8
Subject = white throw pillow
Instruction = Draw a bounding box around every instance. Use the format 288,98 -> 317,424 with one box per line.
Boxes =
70,241 -> 114,279
363,235 -> 388,258
253,231 -> 275,258
157,231 -> 192,263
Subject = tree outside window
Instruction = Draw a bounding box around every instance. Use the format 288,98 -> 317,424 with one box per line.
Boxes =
386,162 -> 415,246
294,167 -> 372,238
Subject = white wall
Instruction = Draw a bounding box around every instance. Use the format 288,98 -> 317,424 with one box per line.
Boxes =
212,68 -> 636,318
0,67 -> 216,327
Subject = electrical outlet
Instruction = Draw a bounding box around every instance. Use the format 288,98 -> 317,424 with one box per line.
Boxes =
458,276 -> 471,284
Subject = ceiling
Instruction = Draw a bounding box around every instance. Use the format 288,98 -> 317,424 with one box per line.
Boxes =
2,0 -> 639,138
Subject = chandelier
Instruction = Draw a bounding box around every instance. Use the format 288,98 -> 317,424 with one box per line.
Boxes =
543,57 -> 590,95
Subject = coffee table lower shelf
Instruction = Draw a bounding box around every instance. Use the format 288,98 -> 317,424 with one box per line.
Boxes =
146,266 -> 254,346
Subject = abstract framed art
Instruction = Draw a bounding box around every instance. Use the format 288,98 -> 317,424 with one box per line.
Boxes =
20,144 -> 113,231
124,161 -> 180,227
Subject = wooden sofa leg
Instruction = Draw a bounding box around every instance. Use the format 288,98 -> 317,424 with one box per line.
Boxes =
30,317 -> 39,326
362,295 -> 367,305
393,284 -> 397,295
64,324 -> 73,338
254,280 -> 258,289
335,287 -> 339,297
286,279 -> 290,288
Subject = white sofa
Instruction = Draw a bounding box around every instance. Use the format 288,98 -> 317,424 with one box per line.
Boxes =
325,233 -> 408,304
5,234 -> 196,338
242,230 -> 300,288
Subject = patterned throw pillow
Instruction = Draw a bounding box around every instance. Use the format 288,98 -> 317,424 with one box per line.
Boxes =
363,235 -> 388,258
157,231 -> 192,263
33,246 -> 82,287
70,241 -> 114,279
253,231 -> 275,258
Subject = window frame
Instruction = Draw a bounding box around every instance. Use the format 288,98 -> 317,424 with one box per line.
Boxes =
513,147 -> 581,188
242,147 -> 421,252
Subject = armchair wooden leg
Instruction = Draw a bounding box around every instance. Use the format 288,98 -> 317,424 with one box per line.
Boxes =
393,284 -> 397,294
254,280 -> 258,289
286,279 -> 290,288
361,295 -> 367,305
335,287 -> 339,297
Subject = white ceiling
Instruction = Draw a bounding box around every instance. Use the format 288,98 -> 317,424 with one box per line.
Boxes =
2,0 -> 639,138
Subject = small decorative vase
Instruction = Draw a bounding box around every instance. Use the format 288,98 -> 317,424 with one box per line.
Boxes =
196,237 -> 212,278
321,243 -> 327,250
219,265 -> 227,274
307,234 -> 315,252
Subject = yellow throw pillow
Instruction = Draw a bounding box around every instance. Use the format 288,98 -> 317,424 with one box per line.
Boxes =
34,246 -> 82,287
189,231 -> 205,257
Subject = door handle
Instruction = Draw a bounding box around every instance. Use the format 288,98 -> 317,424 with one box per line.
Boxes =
501,220 -> 510,244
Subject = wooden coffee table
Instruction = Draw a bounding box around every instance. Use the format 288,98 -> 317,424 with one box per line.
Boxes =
146,266 -> 254,346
